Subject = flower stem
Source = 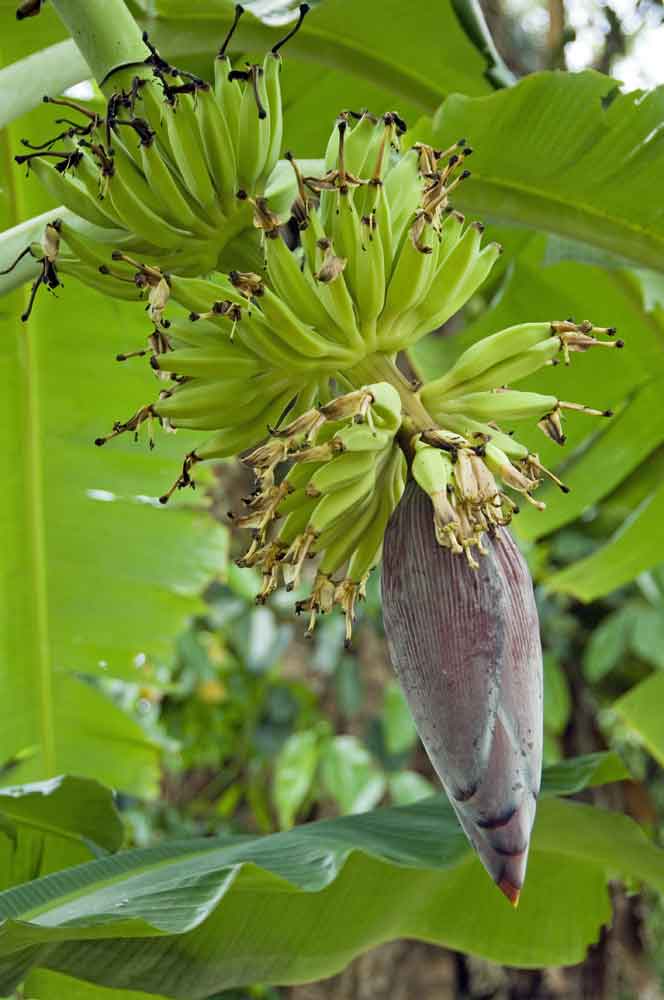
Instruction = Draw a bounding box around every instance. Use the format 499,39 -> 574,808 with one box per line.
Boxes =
51,0 -> 148,87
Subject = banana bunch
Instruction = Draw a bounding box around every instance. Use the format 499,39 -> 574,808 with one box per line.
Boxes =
232,113 -> 503,357
57,75 -> 622,630
406,319 -> 620,562
232,383 -> 406,641
11,4 -> 309,315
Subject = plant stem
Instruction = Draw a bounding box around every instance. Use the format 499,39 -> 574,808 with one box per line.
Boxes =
50,0 -> 148,87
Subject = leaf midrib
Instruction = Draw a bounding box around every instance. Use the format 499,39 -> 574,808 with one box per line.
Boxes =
457,169 -> 664,272
0,119 -> 55,775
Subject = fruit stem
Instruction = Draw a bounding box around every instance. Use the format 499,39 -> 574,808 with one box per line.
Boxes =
346,352 -> 436,439
50,0 -> 149,86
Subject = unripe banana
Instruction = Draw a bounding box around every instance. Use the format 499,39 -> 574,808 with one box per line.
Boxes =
57,220 -> 121,270
194,394 -> 292,461
384,147 -> 421,250
378,213 -> 437,338
24,158 -> 117,229
422,323 -> 554,401
384,221 -> 486,349
254,285 -> 353,363
411,441 -> 454,497
164,91 -> 218,210
58,259 -> 145,299
167,273 -> 243,313
314,486 -> 378,575
196,86 -> 238,200
214,12 -> 243,144
433,413 -> 530,461
171,386 -> 297,432
365,381 -> 402,433
304,210 -> 363,350
443,337 -> 563,398
343,113 -> 380,179
263,51 -> 284,181
306,450 -> 377,496
153,347 -> 262,380
336,422 -> 395,453
405,240 -> 503,346
237,64 -> 270,194
438,390 -> 559,424
277,497 -> 318,546
355,206 -> 386,336
154,378 -> 256,419
234,312 -> 316,369
107,162 -> 192,251
346,449 -> 405,584
139,139 -> 210,234
308,469 -> 376,535
264,233 -> 339,335
331,190 -> 363,302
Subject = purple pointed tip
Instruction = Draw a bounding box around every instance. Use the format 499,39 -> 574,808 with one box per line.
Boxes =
498,877 -> 521,907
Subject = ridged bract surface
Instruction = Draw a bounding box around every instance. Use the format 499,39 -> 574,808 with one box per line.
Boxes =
381,481 -> 543,903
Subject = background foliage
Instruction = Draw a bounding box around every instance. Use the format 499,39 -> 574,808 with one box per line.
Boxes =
1,0 -> 664,997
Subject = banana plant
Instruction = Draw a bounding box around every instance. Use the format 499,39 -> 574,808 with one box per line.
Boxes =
1,0 -> 663,953
1,0 -> 630,906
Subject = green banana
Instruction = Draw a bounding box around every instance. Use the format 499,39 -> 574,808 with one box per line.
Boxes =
254,285 -> 353,362
384,147 -> 421,249
306,450 -> 378,496
107,162 -> 192,250
438,389 -> 559,424
421,323 -> 555,400
196,86 -> 238,200
308,468 -> 376,535
405,240 -> 502,345
172,386 -> 295,432
441,337 -> 563,398
153,347 -> 262,379
25,158 -> 118,229
236,64 -> 270,194
262,51 -> 283,180
378,213 -> 437,338
264,233 -> 338,334
336,422 -> 395,453
345,449 -> 404,583
163,91 -> 217,210
140,137 -> 211,233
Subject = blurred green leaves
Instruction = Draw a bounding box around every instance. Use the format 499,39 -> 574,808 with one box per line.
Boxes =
614,673 -> 664,768
273,730 -> 320,830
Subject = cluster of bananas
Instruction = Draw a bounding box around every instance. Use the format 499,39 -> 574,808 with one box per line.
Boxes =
237,384 -> 406,641
7,8 -> 623,639
411,319 -> 621,565
12,4 -> 305,314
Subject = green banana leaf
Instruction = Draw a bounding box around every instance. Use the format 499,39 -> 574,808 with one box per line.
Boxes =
429,71 -> 664,274
0,755 -> 646,998
0,96 -> 226,797
26,969 -> 169,1000
0,776 -> 123,889
547,484 -> 664,600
